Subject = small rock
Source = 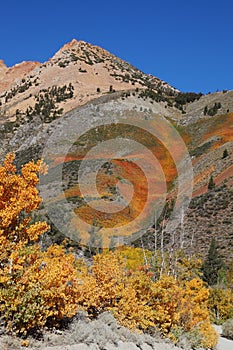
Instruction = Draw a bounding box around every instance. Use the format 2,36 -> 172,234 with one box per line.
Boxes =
117,341 -> 139,349
89,344 -> 100,350
140,343 -> 153,350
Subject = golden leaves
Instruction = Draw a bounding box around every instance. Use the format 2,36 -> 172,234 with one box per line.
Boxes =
0,154 -> 47,231
73,249 -> 217,348
0,154 -> 219,348
208,287 -> 233,321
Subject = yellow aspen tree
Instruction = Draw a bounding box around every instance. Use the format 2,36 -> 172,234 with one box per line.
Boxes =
0,154 -> 80,335
0,153 -> 49,284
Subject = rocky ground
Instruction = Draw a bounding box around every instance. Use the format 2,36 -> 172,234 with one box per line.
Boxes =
0,312 -> 183,350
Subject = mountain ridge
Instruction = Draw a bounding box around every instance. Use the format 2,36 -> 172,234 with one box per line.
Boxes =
0,39 -> 178,122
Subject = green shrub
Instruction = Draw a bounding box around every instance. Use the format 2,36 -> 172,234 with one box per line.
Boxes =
222,149 -> 229,159
174,92 -> 203,105
208,175 -> 215,191
204,102 -> 222,116
222,318 -> 233,340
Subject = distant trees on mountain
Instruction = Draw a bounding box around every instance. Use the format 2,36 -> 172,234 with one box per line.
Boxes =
204,102 -> 222,116
208,175 -> 215,190
222,148 -> 229,159
174,92 -> 203,105
19,83 -> 75,123
201,237 -> 225,286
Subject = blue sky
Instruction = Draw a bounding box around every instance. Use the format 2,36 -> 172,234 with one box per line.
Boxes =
1,0 -> 232,93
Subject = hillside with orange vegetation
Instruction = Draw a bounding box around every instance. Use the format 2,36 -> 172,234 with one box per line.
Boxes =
0,39 -> 232,261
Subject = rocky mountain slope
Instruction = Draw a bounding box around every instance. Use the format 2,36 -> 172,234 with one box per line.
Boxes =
0,39 -> 232,262
0,39 -> 176,122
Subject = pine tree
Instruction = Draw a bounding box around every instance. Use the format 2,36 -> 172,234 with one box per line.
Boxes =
222,149 -> 229,159
208,175 -> 215,190
201,238 -> 224,286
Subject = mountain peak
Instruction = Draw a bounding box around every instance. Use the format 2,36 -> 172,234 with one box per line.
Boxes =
51,38 -> 90,60
59,38 -> 81,52
0,39 -> 178,119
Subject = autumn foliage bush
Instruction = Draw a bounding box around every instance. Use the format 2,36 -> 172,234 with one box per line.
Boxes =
0,155 -> 219,349
75,248 -> 218,348
0,154 -> 80,334
208,286 -> 233,323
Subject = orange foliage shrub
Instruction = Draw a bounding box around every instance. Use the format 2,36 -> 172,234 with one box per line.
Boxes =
1,244 -> 81,334
77,250 -> 156,330
75,249 -> 218,348
208,287 -> 233,322
114,246 -> 153,271
76,252 -> 125,313
197,320 -> 219,349
0,154 -> 80,334
151,276 -> 183,334
0,153 -> 49,285
179,278 -> 210,330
